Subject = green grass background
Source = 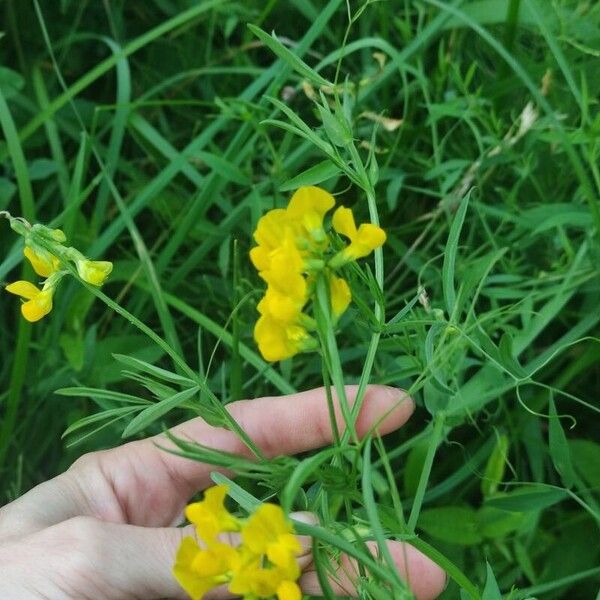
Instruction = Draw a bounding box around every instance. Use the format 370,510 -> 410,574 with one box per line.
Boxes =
0,0 -> 599,598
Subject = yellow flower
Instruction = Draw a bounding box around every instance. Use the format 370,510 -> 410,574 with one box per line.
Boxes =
286,186 -> 335,242
329,274 -> 351,319
229,560 -> 301,600
254,315 -> 313,362
173,536 -> 240,600
5,280 -> 54,322
258,286 -> 304,324
331,205 -> 386,263
76,259 -> 113,286
185,485 -> 240,544
24,246 -> 60,278
258,238 -> 306,298
250,209 -> 291,272
242,503 -> 302,570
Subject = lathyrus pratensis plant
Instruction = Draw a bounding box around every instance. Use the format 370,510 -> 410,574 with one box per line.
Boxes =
171,187 -> 386,600
1,211 -> 112,321
250,185 -> 385,362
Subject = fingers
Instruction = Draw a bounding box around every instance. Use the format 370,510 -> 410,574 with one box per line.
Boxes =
92,385 -> 412,528
0,385 -> 413,536
156,385 -> 414,496
300,540 -> 447,600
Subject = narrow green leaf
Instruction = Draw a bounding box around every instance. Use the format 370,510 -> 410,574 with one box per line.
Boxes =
113,354 -> 197,387
548,396 -> 576,488
481,433 -> 509,497
485,485 -> 568,512
122,386 -> 200,437
442,189 -> 471,316
482,562 -> 502,600
247,24 -> 333,87
280,160 -> 341,191
418,506 -> 483,545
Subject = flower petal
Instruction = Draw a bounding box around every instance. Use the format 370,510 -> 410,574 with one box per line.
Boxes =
332,206 -> 357,240
287,186 -> 335,220
24,246 -> 59,278
277,580 -> 302,600
329,275 -> 351,318
6,280 -> 41,300
21,290 -> 53,322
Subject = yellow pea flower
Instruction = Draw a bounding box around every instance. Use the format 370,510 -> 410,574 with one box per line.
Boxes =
254,315 -> 314,362
24,246 -> 60,278
258,286 -> 304,324
286,186 -> 335,241
76,259 -> 113,286
329,274 -> 351,319
173,537 -> 240,600
242,503 -> 302,570
229,560 -> 301,600
250,209 -> 291,271
5,280 -> 55,322
258,235 -> 306,294
331,205 -> 386,263
185,484 -> 240,543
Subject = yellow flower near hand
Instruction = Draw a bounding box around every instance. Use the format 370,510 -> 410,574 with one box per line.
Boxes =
5,280 -> 55,322
76,259 -> 113,286
254,315 -> 313,362
185,485 -> 240,543
173,537 -> 240,600
24,246 -> 60,278
331,205 -> 386,263
229,560 -> 302,600
242,503 -> 302,570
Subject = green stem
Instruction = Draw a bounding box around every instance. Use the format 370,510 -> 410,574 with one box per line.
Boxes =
340,147 -> 385,441
407,413 -> 446,531
315,274 -> 358,444
85,281 -> 264,459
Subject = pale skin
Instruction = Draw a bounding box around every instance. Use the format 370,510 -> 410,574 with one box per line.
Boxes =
0,385 -> 447,599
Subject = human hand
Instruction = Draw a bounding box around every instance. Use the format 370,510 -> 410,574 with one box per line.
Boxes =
0,386 -> 446,599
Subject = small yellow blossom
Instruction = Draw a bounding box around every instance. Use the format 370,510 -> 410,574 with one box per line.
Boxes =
331,205 -> 386,263
5,280 -> 55,322
242,503 -> 303,570
76,259 -> 113,286
254,315 -> 312,362
173,537 -> 240,600
229,560 -> 301,600
249,186 -> 386,361
185,485 -> 240,543
329,274 -> 351,319
258,286 -> 305,324
2,214 -> 113,323
250,209 -> 290,272
173,487 -> 303,600
286,185 -> 334,242
23,246 -> 60,278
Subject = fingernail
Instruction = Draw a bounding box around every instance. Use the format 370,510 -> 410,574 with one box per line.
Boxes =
291,511 -> 319,526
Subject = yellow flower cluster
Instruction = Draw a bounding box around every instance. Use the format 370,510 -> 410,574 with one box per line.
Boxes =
173,485 -> 302,600
250,186 -> 386,361
3,219 -> 112,322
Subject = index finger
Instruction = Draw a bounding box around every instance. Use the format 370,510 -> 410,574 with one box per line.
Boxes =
112,385 -> 413,526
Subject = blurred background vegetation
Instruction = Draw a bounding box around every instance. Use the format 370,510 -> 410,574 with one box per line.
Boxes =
0,0 -> 599,597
